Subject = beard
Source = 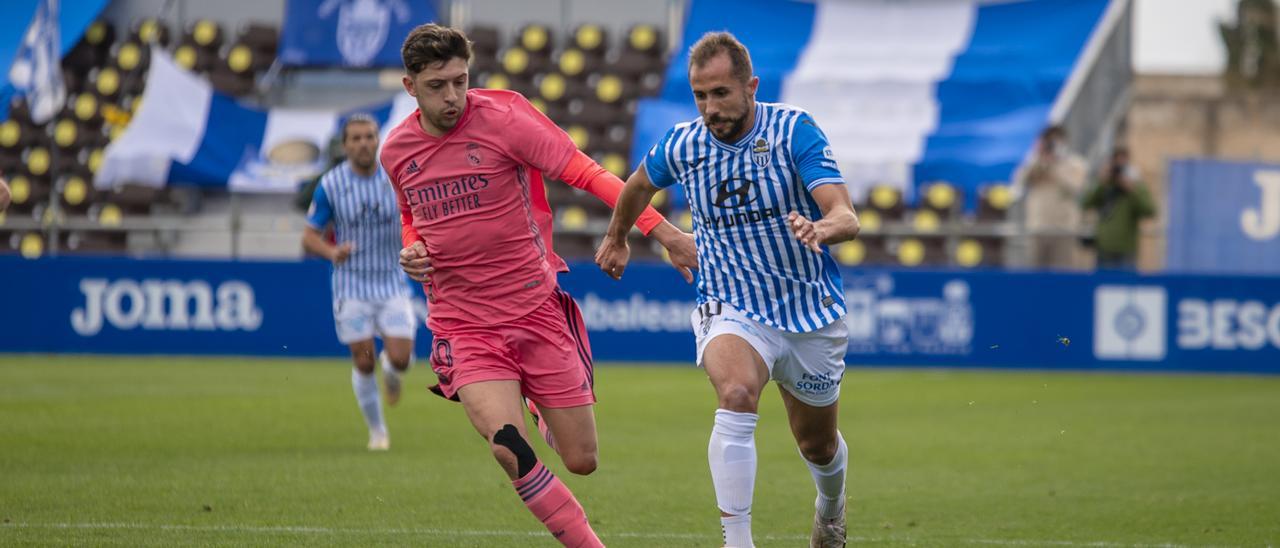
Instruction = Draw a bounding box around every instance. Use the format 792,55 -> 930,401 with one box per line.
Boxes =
706,97 -> 750,142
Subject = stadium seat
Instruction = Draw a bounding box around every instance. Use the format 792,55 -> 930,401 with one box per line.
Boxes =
113,40 -> 150,76
131,18 -> 172,47
536,73 -> 589,105
894,236 -> 945,267
72,93 -> 104,129
866,185 -> 905,221
625,24 -> 665,57
921,181 -> 960,219
500,47 -> 548,79
173,39 -> 217,73
468,25 -> 501,58
57,174 -> 93,215
571,24 -> 609,56
3,174 -> 49,215
954,237 -> 1003,268
188,19 -> 225,51
557,49 -> 600,81
517,24 -> 555,57
977,184 -> 1013,222
23,147 -> 51,180
0,119 -> 33,152
14,231 -> 45,259
238,22 -> 279,58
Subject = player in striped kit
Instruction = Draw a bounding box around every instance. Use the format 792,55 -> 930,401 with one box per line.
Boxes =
596,32 -> 861,548
303,114 -> 415,452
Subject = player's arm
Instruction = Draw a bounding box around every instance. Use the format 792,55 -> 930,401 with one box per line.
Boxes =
597,166 -> 695,281
787,114 -> 860,252
557,150 -> 695,279
384,154 -> 432,283
789,184 -> 860,252
301,183 -> 353,264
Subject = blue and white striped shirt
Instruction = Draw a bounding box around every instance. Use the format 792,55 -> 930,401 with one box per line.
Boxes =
645,102 -> 847,333
306,161 -> 408,301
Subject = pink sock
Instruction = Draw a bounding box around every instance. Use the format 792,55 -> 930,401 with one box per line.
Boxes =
513,462 -> 604,547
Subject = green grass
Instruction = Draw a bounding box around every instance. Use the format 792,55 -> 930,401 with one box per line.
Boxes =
0,356 -> 1277,547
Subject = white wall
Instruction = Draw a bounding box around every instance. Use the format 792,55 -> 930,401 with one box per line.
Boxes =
1133,0 -> 1236,75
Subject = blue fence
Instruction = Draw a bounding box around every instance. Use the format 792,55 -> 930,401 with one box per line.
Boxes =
2,256 -> 1279,374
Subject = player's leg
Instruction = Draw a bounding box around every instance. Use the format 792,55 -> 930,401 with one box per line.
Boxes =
457,380 -> 604,547
778,387 -> 847,548
347,338 -> 388,450
374,296 -> 416,406
519,288 -> 600,474
536,404 -> 598,475
702,333 -> 770,548
335,299 -> 388,450
775,321 -> 851,548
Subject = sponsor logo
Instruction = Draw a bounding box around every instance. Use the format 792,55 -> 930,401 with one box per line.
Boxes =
405,159 -> 420,175
844,275 -> 973,355
579,293 -> 695,333
465,143 -> 482,167
1177,298 -> 1280,351
71,278 -> 263,336
1241,169 -> 1280,241
1093,285 -> 1167,360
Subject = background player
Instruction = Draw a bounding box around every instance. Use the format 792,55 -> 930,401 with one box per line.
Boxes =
596,32 -> 861,548
303,114 -> 415,451
383,24 -> 696,546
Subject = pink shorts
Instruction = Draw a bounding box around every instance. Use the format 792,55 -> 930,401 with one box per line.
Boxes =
428,288 -> 595,408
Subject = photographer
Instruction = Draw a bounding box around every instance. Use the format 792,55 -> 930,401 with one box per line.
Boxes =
1082,147 -> 1156,270
1018,126 -> 1087,269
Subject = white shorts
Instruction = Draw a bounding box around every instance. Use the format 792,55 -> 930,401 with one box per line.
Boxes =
333,295 -> 417,345
692,302 -> 849,407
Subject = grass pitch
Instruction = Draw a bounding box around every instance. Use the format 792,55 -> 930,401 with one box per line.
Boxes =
0,356 -> 1277,547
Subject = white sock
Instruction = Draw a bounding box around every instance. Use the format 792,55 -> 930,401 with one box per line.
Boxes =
379,351 -> 406,380
720,513 -> 753,548
709,409 -> 758,547
351,368 -> 385,434
804,432 -> 848,520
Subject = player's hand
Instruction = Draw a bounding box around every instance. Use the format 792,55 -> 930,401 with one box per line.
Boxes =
331,242 -> 355,265
594,237 -> 631,281
788,211 -> 822,253
399,241 -> 434,283
660,230 -> 698,284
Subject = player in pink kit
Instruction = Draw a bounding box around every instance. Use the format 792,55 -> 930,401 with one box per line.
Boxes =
381,24 -> 697,546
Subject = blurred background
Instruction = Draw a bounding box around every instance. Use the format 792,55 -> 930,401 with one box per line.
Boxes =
2,0 -> 1279,368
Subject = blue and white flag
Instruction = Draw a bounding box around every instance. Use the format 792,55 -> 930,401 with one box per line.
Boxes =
96,48 -> 410,192
278,0 -> 438,68
634,0 -> 1114,206
8,0 -> 66,123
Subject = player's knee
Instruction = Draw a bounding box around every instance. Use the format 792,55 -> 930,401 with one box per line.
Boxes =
388,353 -> 411,372
352,359 -> 375,374
491,424 -> 537,478
798,435 -> 839,465
718,384 -> 759,413
562,449 -> 598,476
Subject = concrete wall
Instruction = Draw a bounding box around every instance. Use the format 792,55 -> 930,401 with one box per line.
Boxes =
1124,74 -> 1280,270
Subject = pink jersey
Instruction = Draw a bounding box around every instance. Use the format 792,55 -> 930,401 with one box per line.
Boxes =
381,89 -> 590,330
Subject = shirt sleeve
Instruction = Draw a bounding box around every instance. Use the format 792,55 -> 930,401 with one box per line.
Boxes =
507,94 -> 579,177
643,127 -> 678,189
305,180 -> 333,229
790,113 -> 845,191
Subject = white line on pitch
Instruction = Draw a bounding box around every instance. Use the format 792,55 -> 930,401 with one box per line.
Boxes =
0,522 -> 1215,547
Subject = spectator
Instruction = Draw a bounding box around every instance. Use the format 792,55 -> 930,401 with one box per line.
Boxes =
1082,147 -> 1156,270
1018,125 -> 1087,269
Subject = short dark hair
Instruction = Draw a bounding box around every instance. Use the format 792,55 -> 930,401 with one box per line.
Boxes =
688,31 -> 753,82
341,113 -> 378,141
401,24 -> 472,74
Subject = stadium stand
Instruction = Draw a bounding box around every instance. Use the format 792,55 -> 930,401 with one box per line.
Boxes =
0,0 -> 1128,270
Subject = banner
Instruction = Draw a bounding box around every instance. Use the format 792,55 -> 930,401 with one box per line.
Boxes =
2,256 -> 1279,374
278,0 -> 438,68
1167,158 -> 1280,274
